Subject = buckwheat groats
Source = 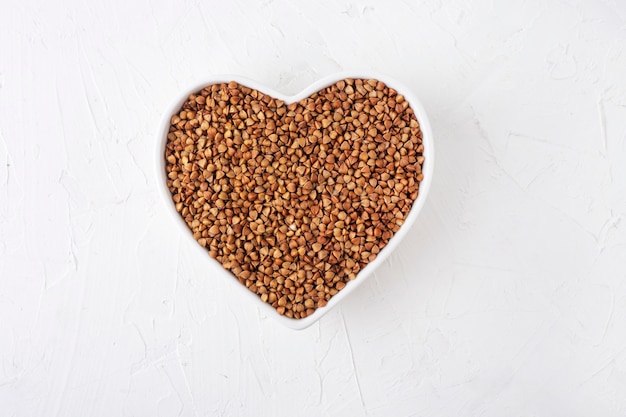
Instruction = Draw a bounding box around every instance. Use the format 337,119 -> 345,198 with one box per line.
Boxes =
165,78 -> 424,319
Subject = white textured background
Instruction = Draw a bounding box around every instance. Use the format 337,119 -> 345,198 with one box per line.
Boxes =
2,0 -> 626,416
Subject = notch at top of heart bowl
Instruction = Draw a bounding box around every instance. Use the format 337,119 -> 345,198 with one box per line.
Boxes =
156,72 -> 434,330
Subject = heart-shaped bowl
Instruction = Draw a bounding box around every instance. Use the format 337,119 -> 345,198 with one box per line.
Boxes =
156,72 -> 434,330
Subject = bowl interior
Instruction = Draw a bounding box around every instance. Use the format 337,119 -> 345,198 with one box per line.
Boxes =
156,72 -> 434,330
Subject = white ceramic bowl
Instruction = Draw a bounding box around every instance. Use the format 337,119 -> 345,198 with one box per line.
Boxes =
156,72 -> 434,330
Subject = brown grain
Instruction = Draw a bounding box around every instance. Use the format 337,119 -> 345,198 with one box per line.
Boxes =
164,78 -> 424,319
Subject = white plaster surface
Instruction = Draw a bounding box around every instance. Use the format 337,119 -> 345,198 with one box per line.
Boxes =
1,0 -> 626,415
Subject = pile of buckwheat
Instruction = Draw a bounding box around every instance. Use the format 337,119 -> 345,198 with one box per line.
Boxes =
165,78 -> 424,319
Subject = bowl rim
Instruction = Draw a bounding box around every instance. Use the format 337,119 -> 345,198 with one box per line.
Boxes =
155,71 -> 434,330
